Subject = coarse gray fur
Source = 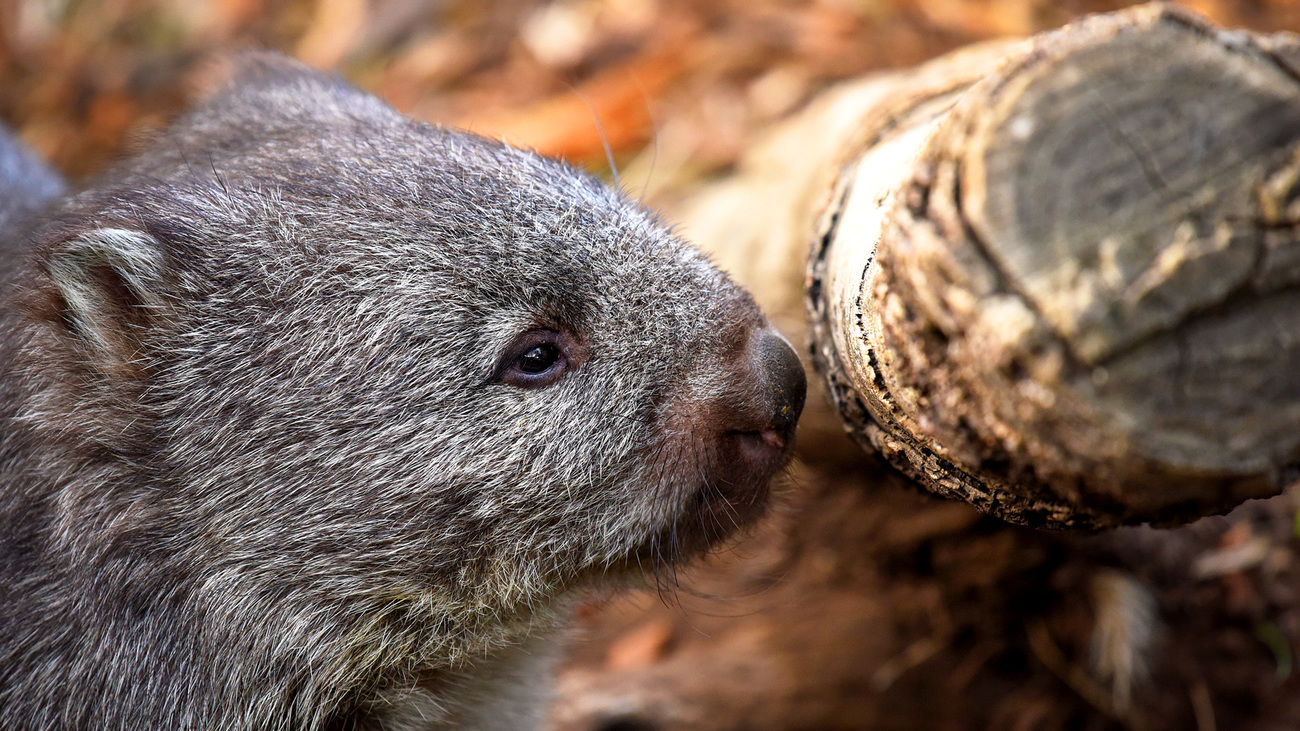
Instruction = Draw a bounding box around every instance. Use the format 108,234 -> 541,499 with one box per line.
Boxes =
0,54 -> 803,729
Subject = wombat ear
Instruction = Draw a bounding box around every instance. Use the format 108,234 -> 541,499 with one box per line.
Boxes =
45,228 -> 164,371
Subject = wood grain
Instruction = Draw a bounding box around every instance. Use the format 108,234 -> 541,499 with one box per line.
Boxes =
809,4 -> 1300,527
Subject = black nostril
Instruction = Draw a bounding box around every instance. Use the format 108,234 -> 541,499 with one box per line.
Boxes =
756,329 -> 806,435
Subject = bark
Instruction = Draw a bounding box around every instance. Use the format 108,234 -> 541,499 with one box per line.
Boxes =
687,3 -> 1300,528
809,3 -> 1300,528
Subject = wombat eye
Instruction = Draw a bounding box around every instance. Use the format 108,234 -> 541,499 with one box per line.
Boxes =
518,344 -> 560,374
494,330 -> 572,388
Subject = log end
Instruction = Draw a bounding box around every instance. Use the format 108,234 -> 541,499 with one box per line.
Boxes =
812,4 -> 1300,528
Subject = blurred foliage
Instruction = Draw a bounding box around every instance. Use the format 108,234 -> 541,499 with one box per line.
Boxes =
3,0 -> 1298,185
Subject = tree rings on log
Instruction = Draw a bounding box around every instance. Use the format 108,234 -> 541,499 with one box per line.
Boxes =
808,4 -> 1300,528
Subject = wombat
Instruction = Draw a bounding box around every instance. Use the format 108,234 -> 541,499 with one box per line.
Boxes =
0,54 -> 805,729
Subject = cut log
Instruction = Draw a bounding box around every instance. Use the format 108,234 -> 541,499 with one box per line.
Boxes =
809,3 -> 1300,528
681,3 -> 1300,528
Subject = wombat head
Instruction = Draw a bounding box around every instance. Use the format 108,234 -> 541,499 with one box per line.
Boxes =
17,53 -> 804,709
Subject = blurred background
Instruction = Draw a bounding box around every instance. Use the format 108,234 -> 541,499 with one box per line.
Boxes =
2,0 -> 1297,190
5,2 -> 1300,729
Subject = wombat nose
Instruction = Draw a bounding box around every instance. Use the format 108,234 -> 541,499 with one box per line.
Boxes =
755,329 -> 806,437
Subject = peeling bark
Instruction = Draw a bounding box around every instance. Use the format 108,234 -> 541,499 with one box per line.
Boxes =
806,4 -> 1300,527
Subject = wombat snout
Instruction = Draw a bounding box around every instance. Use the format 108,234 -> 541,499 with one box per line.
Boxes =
724,329 -> 805,460
754,329 -> 806,442
710,327 -> 806,506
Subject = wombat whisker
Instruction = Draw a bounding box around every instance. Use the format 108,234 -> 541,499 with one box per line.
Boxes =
625,71 -> 659,203
206,154 -> 231,200
566,81 -> 620,192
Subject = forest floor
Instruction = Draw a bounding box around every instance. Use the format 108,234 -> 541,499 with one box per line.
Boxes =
551,460 -> 1300,731
5,1 -> 1300,728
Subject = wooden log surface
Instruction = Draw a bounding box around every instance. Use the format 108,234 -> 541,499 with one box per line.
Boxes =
683,4 -> 1300,528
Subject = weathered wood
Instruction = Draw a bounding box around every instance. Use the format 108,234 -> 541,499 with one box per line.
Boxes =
806,4 -> 1300,528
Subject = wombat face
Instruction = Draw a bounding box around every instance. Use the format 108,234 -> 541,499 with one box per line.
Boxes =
28,54 -> 805,635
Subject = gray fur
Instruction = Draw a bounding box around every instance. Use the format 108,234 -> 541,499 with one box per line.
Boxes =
0,53 -> 802,729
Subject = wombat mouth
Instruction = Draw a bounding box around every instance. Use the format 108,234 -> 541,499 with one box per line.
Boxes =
631,430 -> 798,574
728,428 -> 792,466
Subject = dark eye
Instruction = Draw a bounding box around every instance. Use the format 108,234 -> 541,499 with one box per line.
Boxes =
494,329 -> 581,389
517,343 -> 561,374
